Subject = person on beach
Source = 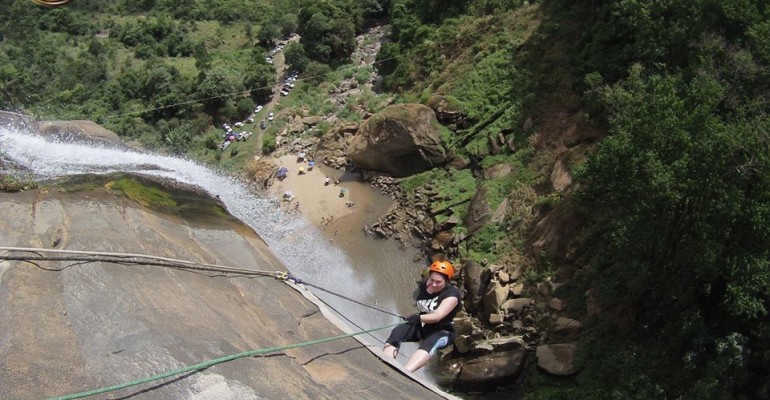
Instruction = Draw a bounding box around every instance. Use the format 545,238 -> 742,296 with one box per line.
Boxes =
382,260 -> 461,372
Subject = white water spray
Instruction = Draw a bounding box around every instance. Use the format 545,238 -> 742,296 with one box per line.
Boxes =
0,125 -> 402,341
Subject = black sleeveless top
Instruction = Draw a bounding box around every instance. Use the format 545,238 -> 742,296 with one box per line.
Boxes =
414,282 -> 462,332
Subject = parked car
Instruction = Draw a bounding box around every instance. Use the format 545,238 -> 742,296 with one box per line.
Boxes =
246,117 -> 254,123
255,105 -> 263,113
268,112 -> 274,121
280,90 -> 289,96
234,122 -> 244,127
260,120 -> 267,129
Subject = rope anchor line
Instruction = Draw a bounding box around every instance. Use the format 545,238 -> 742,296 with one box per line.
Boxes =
0,247 -> 408,399
48,322 -> 400,400
0,246 -> 401,317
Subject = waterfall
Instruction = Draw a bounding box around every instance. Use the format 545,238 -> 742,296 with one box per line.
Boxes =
0,125 -> 407,346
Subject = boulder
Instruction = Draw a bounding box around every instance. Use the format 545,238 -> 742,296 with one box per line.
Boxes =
289,115 -> 304,133
462,260 -> 491,315
431,230 -> 455,251
489,313 -> 505,325
484,163 -> 513,179
549,317 -> 582,336
490,198 -> 509,224
301,115 -> 324,126
446,156 -> 470,170
347,104 -> 447,177
550,156 -> 572,192
0,110 -> 36,133
464,186 -> 490,236
482,281 -> 509,318
536,344 -> 577,376
473,336 -> 526,354
511,283 -> 524,296
548,298 -> 567,311
453,349 -> 527,391
426,95 -> 466,124
501,298 -> 533,314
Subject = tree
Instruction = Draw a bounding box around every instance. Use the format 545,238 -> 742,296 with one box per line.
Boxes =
258,21 -> 280,47
574,65 -> 770,399
196,68 -> 236,114
283,42 -> 309,72
303,61 -> 332,85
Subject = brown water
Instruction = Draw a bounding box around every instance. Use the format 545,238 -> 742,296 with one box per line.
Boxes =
308,166 -> 430,363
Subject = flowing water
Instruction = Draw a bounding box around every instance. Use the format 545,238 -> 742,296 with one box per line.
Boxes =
0,125 -> 428,366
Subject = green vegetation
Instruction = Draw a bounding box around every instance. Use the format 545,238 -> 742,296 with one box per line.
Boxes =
4,0 -> 770,398
107,177 -> 177,208
0,174 -> 35,192
0,0 -> 386,158
379,1 -> 770,398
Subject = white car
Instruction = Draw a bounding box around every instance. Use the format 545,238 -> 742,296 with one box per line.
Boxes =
246,117 -> 254,123
234,122 -> 244,127
255,105 -> 263,113
268,112 -> 274,121
280,90 -> 289,96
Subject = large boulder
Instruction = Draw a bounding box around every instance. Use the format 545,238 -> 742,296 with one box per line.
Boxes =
347,104 -> 447,177
536,344 -> 577,376
452,349 -> 527,391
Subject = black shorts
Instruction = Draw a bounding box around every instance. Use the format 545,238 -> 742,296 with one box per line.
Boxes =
386,323 -> 455,356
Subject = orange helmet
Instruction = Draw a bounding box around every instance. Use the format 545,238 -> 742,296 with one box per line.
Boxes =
429,260 -> 455,280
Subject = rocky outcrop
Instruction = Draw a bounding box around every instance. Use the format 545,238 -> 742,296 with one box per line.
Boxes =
37,120 -> 125,147
347,104 -> 448,177
0,110 -> 36,132
316,122 -> 359,169
464,186 -> 491,236
426,95 -> 467,127
0,180 -> 445,400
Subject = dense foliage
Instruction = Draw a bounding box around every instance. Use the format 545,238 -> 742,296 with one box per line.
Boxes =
565,1 -> 770,399
0,0 -> 384,157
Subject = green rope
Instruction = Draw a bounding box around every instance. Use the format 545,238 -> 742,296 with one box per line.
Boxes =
49,322 -> 400,400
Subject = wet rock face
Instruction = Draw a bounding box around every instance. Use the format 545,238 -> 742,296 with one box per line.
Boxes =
0,184 -> 445,400
347,104 -> 448,177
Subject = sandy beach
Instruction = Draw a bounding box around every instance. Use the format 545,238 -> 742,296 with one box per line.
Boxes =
267,154 -> 361,232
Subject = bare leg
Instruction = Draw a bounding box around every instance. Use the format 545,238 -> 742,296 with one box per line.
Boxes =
404,349 -> 431,372
382,344 -> 398,358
